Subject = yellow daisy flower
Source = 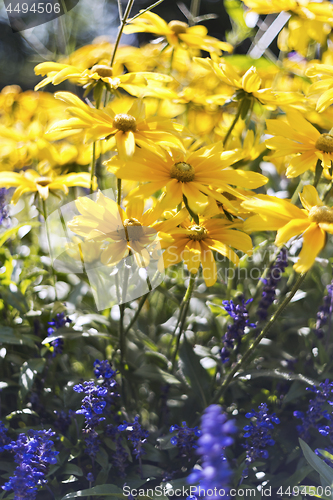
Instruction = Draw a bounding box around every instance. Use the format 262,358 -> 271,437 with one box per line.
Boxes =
242,185 -> 333,273
306,64 -> 333,113
162,216 -> 252,287
68,191 -> 185,267
104,143 -> 268,214
0,169 -> 94,203
123,11 -> 232,55
265,110 -> 333,178
48,93 -> 184,159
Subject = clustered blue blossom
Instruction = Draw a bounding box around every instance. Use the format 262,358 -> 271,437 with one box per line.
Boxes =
73,359 -> 118,458
106,424 -> 129,477
242,403 -> 280,464
256,249 -> 288,321
1,428 -> 58,500
0,188 -> 9,226
313,281 -> 333,339
187,405 -> 236,500
0,421 -> 10,451
119,416 -> 149,460
170,421 -> 201,458
294,379 -> 333,441
221,295 -> 256,363
47,312 -> 72,356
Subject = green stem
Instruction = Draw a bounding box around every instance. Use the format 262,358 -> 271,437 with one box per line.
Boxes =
223,105 -> 242,148
190,0 -> 200,23
42,199 -> 58,301
117,178 -> 122,206
212,272 -> 307,403
171,273 -> 196,369
110,0 -> 135,68
90,142 -> 96,194
290,177 -> 304,205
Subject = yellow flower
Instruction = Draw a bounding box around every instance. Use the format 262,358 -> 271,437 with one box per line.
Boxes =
123,11 -> 232,55
242,185 -> 333,273
306,64 -> 333,113
242,0 -> 333,20
105,143 -> 268,214
162,217 -> 252,287
48,93 -> 183,159
0,169 -> 94,203
265,111 -> 333,178
34,61 -> 176,100
68,191 -> 184,267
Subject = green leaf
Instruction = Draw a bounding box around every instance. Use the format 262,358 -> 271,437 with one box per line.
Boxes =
0,327 -> 36,347
60,484 -> 126,499
299,439 -> 333,487
19,358 -> 46,397
134,364 -> 181,385
0,222 -> 40,248
0,287 -> 29,314
61,464 -> 84,477
178,335 -> 211,409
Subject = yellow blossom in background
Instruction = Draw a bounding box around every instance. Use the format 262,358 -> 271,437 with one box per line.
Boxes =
265,111 -> 333,178
123,11 -> 233,55
68,191 -> 186,267
0,169 -> 94,203
105,142 -> 268,214
306,64 -> 333,113
48,93 -> 184,159
242,185 -> 333,273
162,216 -> 252,287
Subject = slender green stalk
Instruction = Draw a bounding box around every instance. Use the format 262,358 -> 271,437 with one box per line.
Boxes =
290,177 -> 304,205
212,272 -> 307,403
42,199 -> 58,301
171,273 -> 196,369
190,0 -> 201,23
90,142 -> 96,194
117,178 -> 122,206
110,0 -> 135,68
223,106 -> 242,148
129,0 -> 164,22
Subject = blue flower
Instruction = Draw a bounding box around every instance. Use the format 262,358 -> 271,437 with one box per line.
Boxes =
294,379 -> 333,440
187,405 -> 236,500
106,424 -> 129,477
2,429 -> 58,499
47,312 -> 72,356
221,295 -> 256,363
0,421 -> 10,452
170,421 -> 201,459
256,249 -> 288,322
242,403 -> 280,464
118,416 -> 149,460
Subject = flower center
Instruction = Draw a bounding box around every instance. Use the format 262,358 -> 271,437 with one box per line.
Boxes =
315,134 -> 333,153
91,65 -> 113,78
123,217 -> 144,241
113,114 -> 137,132
36,178 -> 51,186
170,162 -> 195,183
188,225 -> 207,241
308,205 -> 333,224
168,20 -> 188,34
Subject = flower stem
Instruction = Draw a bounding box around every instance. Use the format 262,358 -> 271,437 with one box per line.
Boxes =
90,142 -> 96,194
212,272 -> 307,403
223,105 -> 242,148
110,0 -> 135,68
117,178 -> 122,206
171,273 -> 196,369
42,198 -> 58,301
190,0 -> 200,23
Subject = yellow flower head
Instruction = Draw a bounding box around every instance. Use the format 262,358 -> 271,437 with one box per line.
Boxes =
123,11 -> 232,55
265,110 -> 333,178
162,216 -> 252,287
0,169 -> 95,203
48,93 -> 183,159
242,185 -> 333,273
104,142 -> 268,214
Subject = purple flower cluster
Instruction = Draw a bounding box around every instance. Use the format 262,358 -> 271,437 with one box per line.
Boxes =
257,248 -> 288,321
73,359 -> 118,458
170,421 -> 201,458
188,405 -> 236,500
294,379 -> 333,440
106,424 -> 129,477
242,403 -> 280,463
47,312 -> 72,356
2,428 -> 58,500
313,281 -> 333,340
0,421 -> 10,452
119,416 -> 149,460
221,296 -> 256,363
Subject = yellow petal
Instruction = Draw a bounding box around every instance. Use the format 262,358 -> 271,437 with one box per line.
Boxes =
275,219 -> 310,246
299,185 -> 323,210
200,241 -> 217,287
293,224 -> 326,273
